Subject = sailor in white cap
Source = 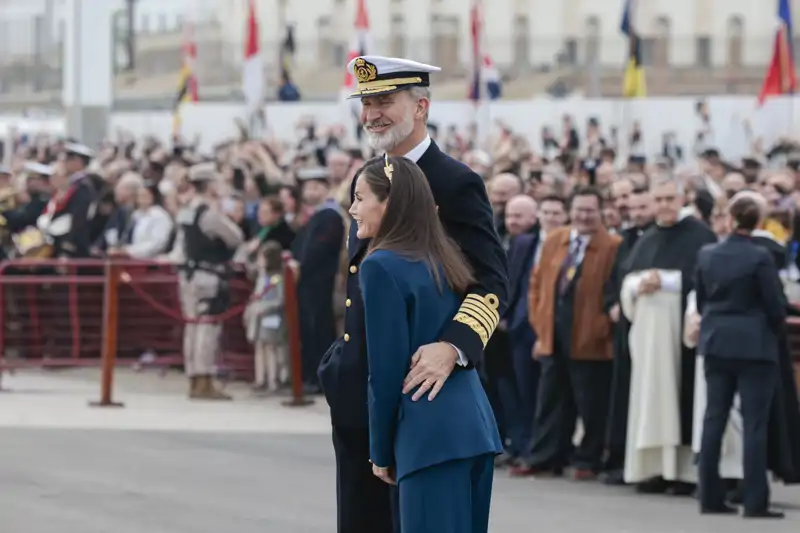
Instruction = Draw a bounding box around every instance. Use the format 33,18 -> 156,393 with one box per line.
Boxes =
31,148 -> 96,259
320,55 -> 507,533
175,162 -> 244,400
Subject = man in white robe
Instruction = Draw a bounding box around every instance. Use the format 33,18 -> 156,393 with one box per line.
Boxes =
618,175 -> 717,494
621,270 -> 697,485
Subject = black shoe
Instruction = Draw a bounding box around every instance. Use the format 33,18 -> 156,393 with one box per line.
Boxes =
701,504 -> 737,515
668,481 -> 696,497
725,487 -> 743,505
742,509 -> 785,519
636,477 -> 669,494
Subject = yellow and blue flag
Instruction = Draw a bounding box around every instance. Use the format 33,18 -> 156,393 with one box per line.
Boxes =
620,0 -> 646,98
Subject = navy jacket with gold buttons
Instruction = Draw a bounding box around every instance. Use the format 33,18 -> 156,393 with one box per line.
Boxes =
318,139 -> 508,428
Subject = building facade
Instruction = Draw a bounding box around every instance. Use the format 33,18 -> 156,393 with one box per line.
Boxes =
213,0 -> 800,71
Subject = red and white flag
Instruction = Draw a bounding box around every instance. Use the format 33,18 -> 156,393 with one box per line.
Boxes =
242,0 -> 264,116
341,0 -> 372,98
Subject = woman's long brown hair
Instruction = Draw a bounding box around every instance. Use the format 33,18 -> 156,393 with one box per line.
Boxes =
360,156 -> 474,293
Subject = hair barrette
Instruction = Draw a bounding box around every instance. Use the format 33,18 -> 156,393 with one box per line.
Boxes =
383,153 -> 394,182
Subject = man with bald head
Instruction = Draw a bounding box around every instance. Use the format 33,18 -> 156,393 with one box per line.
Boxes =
488,173 -> 523,244
504,195 -> 538,238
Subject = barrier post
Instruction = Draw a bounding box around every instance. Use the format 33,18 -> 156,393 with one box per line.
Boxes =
281,251 -> 313,407
90,260 -> 124,408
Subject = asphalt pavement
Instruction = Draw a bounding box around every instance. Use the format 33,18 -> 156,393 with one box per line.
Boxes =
0,369 -> 797,532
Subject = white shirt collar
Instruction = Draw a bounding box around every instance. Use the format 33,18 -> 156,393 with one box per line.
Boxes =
569,228 -> 591,245
403,135 -> 432,163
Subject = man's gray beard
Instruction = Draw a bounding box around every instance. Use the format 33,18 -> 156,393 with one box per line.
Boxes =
365,116 -> 415,153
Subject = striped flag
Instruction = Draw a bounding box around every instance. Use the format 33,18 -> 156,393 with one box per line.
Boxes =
172,21 -> 199,135
467,1 -> 500,101
242,0 -> 265,117
758,0 -> 797,104
620,0 -> 646,98
342,0 -> 372,98
280,24 -> 296,81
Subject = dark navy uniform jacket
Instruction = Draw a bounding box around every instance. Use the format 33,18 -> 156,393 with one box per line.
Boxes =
318,138 -> 508,428
360,250 -> 502,479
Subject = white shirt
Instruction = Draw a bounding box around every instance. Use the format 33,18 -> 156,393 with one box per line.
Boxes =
403,135 -> 432,163
124,205 -> 174,259
534,229 -> 547,265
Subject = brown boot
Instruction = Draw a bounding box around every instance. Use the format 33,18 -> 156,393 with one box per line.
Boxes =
194,376 -> 232,401
188,376 -> 200,398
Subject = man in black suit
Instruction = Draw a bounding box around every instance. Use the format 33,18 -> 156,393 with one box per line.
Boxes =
695,194 -> 787,519
293,167 -> 345,393
603,186 -> 654,484
491,194 -> 538,466
317,55 -> 508,533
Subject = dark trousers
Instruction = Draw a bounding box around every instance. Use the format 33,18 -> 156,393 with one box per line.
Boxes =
332,425 -> 399,533
605,321 -> 632,471
481,330 -> 517,450
527,336 -> 612,471
508,329 -> 539,458
399,454 -> 494,533
699,357 -> 777,514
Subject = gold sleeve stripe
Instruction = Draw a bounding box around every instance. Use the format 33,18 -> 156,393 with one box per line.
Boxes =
454,313 -> 490,347
452,293 -> 501,348
459,301 -> 497,333
464,294 -> 500,322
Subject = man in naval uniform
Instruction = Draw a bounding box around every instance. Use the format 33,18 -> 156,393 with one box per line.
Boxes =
46,143 -> 97,259
317,55 -> 508,533
176,163 -> 244,400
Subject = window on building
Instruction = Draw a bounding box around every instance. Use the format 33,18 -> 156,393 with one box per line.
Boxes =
512,14 -> 529,70
653,15 -> 671,67
696,36 -> 712,67
727,16 -> 744,67
584,16 -> 601,66
561,39 -> 578,66
390,14 -> 406,58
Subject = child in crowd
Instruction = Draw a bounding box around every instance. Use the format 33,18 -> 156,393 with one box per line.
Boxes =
243,241 -> 287,393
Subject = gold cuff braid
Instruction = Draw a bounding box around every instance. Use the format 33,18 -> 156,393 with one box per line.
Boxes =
453,293 -> 500,348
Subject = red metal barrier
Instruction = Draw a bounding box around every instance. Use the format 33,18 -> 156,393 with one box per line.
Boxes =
282,252 -> 313,407
0,258 -> 256,397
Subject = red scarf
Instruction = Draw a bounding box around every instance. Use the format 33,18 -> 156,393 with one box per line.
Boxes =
44,183 -> 79,216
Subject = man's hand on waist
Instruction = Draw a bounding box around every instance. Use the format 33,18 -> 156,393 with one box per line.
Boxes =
402,342 -> 459,402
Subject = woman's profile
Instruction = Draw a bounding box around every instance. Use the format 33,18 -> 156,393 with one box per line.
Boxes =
349,155 -> 502,533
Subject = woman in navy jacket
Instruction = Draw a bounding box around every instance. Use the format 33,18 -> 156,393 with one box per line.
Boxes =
349,155 -> 502,533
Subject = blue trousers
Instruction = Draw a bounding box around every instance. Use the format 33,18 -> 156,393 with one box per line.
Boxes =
398,454 -> 494,533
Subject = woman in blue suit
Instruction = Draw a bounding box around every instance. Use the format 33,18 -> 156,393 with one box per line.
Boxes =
349,155 -> 502,533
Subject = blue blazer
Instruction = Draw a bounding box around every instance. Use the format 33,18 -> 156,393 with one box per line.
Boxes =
695,233 -> 788,363
360,250 -> 503,481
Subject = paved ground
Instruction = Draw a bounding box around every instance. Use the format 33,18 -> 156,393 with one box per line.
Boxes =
0,369 -> 798,532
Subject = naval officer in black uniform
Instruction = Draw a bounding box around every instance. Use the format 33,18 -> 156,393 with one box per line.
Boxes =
317,55 -> 508,533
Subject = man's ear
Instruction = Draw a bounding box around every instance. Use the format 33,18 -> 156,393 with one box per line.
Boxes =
416,97 -> 430,120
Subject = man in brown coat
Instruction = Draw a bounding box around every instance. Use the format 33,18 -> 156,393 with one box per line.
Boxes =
510,186 -> 620,479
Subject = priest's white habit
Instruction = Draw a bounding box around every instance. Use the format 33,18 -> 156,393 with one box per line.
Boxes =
684,290 -> 744,480
620,270 -> 696,484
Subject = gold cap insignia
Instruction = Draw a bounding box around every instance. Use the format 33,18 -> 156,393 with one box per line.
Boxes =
383,154 -> 394,182
354,58 -> 378,84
